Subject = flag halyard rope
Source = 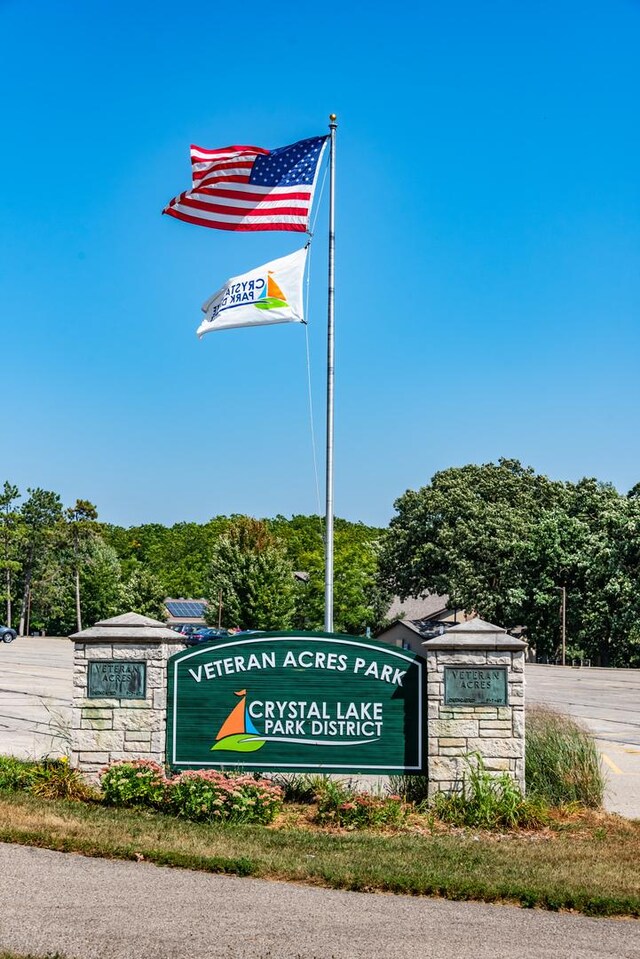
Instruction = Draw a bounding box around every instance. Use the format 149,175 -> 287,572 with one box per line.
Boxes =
302,150 -> 331,530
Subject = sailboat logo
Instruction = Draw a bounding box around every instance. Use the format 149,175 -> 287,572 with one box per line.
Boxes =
254,271 -> 288,311
211,690 -> 266,753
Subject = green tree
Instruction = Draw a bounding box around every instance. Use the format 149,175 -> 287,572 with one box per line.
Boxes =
123,562 -> 167,620
380,461 -> 640,665
18,488 -> 63,635
270,514 -> 389,634
380,459 -> 565,633
0,482 -> 22,628
518,507 -> 588,658
32,538 -> 127,635
79,539 -> 128,628
65,499 -> 99,632
627,481 -> 640,499
102,516 -> 232,596
294,536 -> 390,634
567,480 -> 640,666
204,517 -> 295,630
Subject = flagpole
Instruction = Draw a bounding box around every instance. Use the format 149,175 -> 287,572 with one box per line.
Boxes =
324,114 -> 337,633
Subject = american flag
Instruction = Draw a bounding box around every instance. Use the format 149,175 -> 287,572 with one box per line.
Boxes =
163,135 -> 327,232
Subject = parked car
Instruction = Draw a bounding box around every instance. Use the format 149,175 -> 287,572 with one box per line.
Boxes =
0,625 -> 17,644
184,627 -> 229,646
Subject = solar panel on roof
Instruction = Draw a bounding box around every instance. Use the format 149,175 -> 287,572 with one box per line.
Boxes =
166,601 -> 207,618
185,602 -> 206,616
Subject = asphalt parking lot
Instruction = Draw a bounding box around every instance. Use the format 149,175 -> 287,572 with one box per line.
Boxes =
526,664 -> 640,818
0,636 -> 72,759
0,639 -> 638,817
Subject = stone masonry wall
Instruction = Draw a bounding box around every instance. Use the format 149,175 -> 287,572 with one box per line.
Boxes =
425,647 -> 525,796
71,641 -> 183,779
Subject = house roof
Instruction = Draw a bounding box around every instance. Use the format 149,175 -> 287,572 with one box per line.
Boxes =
376,592 -> 465,641
386,593 -> 450,622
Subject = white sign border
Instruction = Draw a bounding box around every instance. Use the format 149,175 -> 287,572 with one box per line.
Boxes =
169,636 -> 423,772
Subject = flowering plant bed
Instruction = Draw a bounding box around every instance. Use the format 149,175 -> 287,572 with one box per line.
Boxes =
100,761 -> 282,825
167,769 -> 282,824
314,779 -> 407,828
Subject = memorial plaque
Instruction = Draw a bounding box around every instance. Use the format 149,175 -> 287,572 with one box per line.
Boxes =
444,666 -> 508,706
88,660 -> 146,699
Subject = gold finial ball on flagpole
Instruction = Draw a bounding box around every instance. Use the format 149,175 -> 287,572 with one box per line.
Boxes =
329,114 -> 337,122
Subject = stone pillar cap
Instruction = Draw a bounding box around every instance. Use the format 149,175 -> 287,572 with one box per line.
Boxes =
422,616 -> 527,651
70,611 -> 184,643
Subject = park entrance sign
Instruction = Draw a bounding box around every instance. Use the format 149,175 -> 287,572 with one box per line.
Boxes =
167,632 -> 425,773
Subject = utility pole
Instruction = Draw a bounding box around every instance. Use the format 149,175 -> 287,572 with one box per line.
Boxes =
555,585 -> 567,666
561,585 -> 566,666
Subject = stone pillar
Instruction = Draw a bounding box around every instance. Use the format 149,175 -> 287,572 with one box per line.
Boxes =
423,617 -> 527,797
69,613 -> 184,779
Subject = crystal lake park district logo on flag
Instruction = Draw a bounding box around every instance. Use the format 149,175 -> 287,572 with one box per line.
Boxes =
197,247 -> 307,336
254,271 -> 288,311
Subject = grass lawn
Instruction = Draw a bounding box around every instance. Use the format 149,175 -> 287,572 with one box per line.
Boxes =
0,791 -> 638,917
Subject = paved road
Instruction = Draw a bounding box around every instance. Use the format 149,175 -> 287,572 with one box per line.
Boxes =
0,843 -> 637,959
526,665 -> 640,819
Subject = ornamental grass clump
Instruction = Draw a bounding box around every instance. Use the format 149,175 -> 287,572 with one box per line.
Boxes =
388,773 -> 430,807
0,755 -> 91,800
30,757 -> 94,801
525,706 -> 604,808
100,760 -> 169,808
271,772 -> 329,804
314,779 -> 408,829
167,770 -> 283,824
432,754 -> 547,830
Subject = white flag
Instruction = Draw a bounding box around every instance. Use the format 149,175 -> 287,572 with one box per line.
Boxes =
197,247 -> 307,337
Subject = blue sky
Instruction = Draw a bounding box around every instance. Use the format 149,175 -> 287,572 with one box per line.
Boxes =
1,0 -> 638,528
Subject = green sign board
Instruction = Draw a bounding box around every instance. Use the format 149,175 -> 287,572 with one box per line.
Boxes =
444,666 -> 508,706
167,632 -> 425,774
87,660 -> 146,699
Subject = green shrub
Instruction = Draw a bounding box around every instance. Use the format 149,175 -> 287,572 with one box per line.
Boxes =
526,706 -> 604,807
30,758 -> 93,801
315,779 -> 408,829
432,754 -> 547,829
0,756 -> 38,791
167,770 -> 283,824
100,760 -> 168,808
